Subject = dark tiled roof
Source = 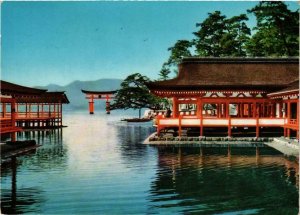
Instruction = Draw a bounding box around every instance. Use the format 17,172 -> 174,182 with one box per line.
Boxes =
0,80 -> 69,104
1,80 -> 47,95
147,57 -> 299,91
15,92 -> 70,104
268,80 -> 299,97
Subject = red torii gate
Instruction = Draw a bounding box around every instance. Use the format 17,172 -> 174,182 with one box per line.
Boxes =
81,89 -> 116,114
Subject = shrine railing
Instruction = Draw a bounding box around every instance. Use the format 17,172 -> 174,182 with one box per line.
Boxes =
1,112 -> 61,119
156,116 -> 286,127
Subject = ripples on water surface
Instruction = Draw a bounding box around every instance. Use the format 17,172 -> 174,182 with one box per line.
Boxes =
1,112 -> 299,214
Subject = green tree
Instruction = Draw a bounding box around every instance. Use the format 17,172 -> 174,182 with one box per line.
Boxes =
193,11 -> 251,57
193,11 -> 226,56
247,1 -> 299,56
158,63 -> 171,80
222,14 -> 251,56
160,40 -> 193,78
110,73 -> 165,118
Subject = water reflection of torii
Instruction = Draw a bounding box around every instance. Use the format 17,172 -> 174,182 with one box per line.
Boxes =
81,89 -> 117,114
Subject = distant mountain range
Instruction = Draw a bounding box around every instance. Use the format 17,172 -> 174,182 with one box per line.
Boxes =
36,79 -> 123,110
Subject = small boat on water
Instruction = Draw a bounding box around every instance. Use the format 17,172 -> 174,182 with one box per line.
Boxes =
121,118 -> 152,122
121,109 -> 156,122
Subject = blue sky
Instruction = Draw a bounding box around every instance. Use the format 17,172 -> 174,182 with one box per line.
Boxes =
1,1 -> 298,87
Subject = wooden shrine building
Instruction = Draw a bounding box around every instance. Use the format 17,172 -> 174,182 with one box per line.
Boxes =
147,58 -> 299,139
1,80 -> 69,141
81,89 -> 116,114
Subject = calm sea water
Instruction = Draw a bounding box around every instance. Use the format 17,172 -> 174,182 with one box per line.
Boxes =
1,111 -> 299,214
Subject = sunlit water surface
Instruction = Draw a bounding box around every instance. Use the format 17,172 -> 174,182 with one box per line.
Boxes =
1,111 -> 299,214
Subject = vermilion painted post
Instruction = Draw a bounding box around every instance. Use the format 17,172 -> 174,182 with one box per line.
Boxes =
178,115 -> 182,137
60,103 -> 63,126
25,103 -> 28,117
173,97 -> 178,118
29,103 -> 32,118
228,116 -> 231,137
37,103 -> 40,118
11,99 -> 16,142
2,103 -> 6,118
89,95 -> 95,114
199,99 -> 203,137
287,101 -> 291,125
297,100 -> 299,125
89,101 -> 94,114
42,103 -> 44,118
256,117 -> 259,138
254,102 -> 259,138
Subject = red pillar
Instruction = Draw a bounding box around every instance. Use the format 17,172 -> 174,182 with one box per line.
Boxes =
287,101 -> 291,124
253,102 -> 256,118
256,118 -> 259,138
89,101 -> 94,114
89,95 -> 95,114
198,99 -> 203,136
297,100 -> 299,125
29,103 -> 32,118
2,103 -> 6,118
228,116 -> 231,137
178,115 -> 182,136
60,103 -> 63,126
241,103 -> 244,118
173,97 -> 178,118
25,103 -> 28,117
278,103 -> 282,118
37,104 -> 40,118
226,101 -> 229,118
41,103 -> 44,117
11,99 -> 16,142
270,103 -> 274,118
48,104 -> 51,117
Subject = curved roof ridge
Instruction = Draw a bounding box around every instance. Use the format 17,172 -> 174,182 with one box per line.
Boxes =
1,80 -> 47,95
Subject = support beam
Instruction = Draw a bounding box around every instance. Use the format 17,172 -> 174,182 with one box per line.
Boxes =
297,100 -> 299,125
178,115 -> 182,136
37,103 -> 40,118
11,99 -> 16,142
89,101 -> 94,114
287,101 -> 291,123
256,118 -> 259,138
173,97 -> 178,118
228,116 -> 231,137
60,103 -> 63,126
2,103 -> 6,118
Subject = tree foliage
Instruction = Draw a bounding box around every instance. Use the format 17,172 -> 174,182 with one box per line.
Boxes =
159,40 -> 193,79
159,1 -> 299,78
193,11 -> 251,57
222,14 -> 251,56
110,73 -> 167,114
193,11 -> 227,57
158,63 -> 171,81
247,1 -> 299,56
